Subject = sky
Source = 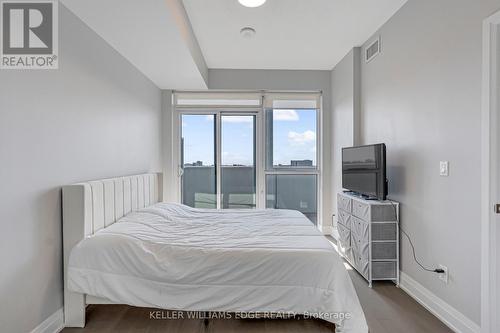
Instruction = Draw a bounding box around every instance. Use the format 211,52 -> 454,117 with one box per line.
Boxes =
181,109 -> 317,167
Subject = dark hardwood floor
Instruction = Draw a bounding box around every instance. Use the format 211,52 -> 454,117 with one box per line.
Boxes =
62,306 -> 335,333
347,267 -> 452,333
62,237 -> 453,333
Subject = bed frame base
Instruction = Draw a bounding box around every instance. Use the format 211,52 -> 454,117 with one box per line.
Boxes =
62,173 -> 162,328
64,292 -> 85,327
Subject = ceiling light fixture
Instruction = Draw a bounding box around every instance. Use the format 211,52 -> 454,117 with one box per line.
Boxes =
238,0 -> 266,8
240,27 -> 256,39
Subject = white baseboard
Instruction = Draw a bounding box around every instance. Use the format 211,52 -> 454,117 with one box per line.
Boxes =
399,272 -> 480,333
31,308 -> 64,333
321,225 -> 333,235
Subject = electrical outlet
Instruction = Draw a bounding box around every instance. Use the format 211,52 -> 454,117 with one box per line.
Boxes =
300,201 -> 308,209
438,265 -> 448,284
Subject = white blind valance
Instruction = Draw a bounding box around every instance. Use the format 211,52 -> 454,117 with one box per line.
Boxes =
174,91 -> 321,109
175,92 -> 262,107
263,92 -> 321,109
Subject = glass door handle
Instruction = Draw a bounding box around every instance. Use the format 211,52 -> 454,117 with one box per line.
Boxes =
178,166 -> 184,177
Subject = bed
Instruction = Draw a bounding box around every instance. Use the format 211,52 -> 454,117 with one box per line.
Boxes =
63,173 -> 368,333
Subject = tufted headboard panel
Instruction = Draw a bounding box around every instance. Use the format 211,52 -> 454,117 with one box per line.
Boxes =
71,173 -> 161,236
62,173 -> 162,326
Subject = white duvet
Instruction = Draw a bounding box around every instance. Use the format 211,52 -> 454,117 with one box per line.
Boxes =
68,203 -> 368,332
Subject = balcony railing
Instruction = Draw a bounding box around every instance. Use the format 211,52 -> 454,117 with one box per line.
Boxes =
182,166 -> 317,224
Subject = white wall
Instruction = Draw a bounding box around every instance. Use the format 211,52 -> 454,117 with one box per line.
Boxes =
330,48 -> 361,228
0,5 -> 162,333
331,0 -> 500,325
162,90 -> 177,203
208,69 -> 333,232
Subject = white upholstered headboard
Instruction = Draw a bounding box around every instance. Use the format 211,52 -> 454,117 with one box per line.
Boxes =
63,173 -> 162,236
62,173 -> 162,326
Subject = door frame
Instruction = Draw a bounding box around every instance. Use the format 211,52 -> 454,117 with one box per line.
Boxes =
175,109 -> 262,209
481,10 -> 500,333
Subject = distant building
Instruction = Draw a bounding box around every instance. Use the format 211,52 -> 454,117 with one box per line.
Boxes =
291,159 -> 313,167
186,161 -> 203,166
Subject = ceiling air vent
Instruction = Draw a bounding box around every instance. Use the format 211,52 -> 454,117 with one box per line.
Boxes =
365,36 -> 381,63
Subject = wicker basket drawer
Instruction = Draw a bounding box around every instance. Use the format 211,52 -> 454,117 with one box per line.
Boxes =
371,204 -> 398,222
352,200 -> 370,220
372,241 -> 397,260
337,209 -> 352,228
353,250 -> 370,280
337,222 -> 351,250
343,247 -> 354,263
372,223 -> 397,241
372,261 -> 397,279
351,234 -> 369,259
351,216 -> 369,242
337,193 -> 352,213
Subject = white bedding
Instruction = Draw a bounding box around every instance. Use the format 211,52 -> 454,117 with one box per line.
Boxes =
68,203 -> 367,332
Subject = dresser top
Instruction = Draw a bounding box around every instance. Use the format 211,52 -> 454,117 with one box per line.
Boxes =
338,192 -> 399,206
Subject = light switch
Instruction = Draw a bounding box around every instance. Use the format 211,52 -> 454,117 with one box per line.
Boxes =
440,161 -> 449,176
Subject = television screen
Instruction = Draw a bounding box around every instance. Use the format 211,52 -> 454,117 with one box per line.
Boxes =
342,144 -> 387,200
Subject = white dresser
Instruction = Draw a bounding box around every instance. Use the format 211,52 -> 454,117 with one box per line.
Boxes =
337,192 -> 400,287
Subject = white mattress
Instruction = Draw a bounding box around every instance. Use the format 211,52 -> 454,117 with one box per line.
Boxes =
68,203 -> 367,333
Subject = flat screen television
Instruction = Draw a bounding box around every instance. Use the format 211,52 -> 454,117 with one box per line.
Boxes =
342,143 -> 387,200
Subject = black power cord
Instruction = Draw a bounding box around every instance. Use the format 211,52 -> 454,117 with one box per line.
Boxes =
387,200 -> 445,274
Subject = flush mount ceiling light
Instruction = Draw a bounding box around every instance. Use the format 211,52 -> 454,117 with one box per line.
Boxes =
238,0 -> 266,8
240,27 -> 256,39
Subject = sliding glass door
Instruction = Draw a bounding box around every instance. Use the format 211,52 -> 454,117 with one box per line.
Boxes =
221,115 -> 256,209
180,114 -> 216,208
180,113 -> 256,209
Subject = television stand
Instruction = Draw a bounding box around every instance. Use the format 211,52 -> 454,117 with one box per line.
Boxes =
336,192 -> 400,287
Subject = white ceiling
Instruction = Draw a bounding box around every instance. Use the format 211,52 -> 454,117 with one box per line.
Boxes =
182,0 -> 408,70
61,0 -> 407,88
61,0 -> 208,89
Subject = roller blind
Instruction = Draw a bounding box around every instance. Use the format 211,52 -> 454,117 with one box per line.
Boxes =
263,92 -> 321,109
174,91 -> 321,109
174,92 -> 262,107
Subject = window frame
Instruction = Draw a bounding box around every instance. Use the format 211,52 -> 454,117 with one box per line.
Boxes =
172,91 -> 322,226
176,108 -> 263,210
264,107 -> 321,172
263,105 -> 322,225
